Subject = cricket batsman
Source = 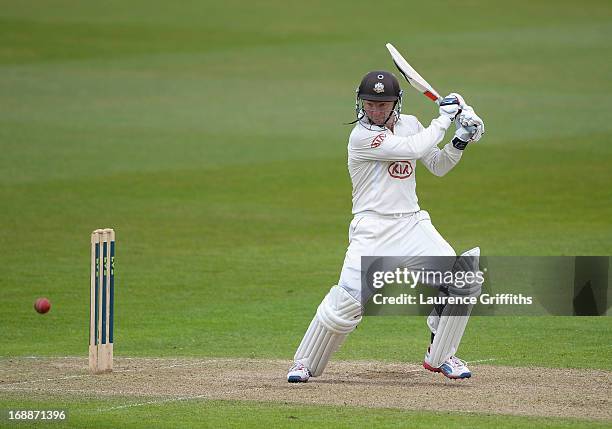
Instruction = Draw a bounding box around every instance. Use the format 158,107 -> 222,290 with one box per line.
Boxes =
287,70 -> 485,382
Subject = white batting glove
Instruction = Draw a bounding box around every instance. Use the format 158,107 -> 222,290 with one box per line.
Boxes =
454,124 -> 478,141
452,124 -> 478,150
456,105 -> 485,142
439,92 -> 465,120
448,92 -> 466,107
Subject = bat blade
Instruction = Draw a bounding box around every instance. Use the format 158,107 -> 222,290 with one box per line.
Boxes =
385,43 -> 442,104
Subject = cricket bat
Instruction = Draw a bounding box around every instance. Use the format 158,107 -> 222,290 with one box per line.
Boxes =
385,43 -> 443,105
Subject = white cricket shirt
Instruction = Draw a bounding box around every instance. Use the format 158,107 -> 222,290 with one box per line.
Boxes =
348,114 -> 463,215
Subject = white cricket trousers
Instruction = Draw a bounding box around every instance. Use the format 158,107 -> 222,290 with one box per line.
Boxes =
338,210 -> 456,302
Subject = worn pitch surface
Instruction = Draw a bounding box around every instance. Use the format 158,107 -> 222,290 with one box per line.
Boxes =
1,357 -> 609,421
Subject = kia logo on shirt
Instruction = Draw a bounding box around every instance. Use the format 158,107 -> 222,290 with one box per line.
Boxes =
388,161 -> 413,179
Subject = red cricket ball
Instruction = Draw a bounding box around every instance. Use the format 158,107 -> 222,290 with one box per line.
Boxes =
34,297 -> 51,314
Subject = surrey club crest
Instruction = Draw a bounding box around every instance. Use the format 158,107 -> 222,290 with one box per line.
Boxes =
374,82 -> 385,93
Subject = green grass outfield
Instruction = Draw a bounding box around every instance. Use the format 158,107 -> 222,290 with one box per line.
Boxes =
2,395 -> 610,429
1,0 -> 611,427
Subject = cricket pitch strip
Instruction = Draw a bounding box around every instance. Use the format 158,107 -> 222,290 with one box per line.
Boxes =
0,357 -> 610,421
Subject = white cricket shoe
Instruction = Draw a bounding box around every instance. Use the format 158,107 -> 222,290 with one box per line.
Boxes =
423,348 -> 472,379
287,362 -> 311,383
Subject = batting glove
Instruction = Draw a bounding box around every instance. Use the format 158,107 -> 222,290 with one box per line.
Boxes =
456,105 -> 485,142
439,92 -> 465,121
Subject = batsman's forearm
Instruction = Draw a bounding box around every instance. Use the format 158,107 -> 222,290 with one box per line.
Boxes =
350,116 -> 452,161
420,143 -> 463,177
398,115 -> 452,159
373,115 -> 451,160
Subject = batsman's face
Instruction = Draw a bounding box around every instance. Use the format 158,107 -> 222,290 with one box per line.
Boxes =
363,100 -> 395,126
